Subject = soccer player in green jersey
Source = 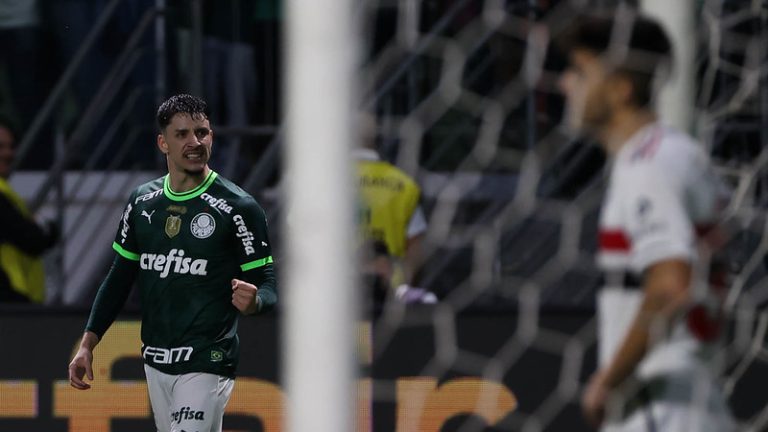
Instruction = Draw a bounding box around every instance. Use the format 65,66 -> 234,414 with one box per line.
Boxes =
67,94 -> 277,432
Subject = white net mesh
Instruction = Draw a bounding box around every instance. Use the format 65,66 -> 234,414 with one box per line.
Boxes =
356,0 -> 768,430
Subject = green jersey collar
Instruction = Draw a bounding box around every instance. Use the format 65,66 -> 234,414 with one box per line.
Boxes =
163,170 -> 218,202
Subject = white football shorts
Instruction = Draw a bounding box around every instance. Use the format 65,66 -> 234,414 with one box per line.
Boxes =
144,364 -> 234,432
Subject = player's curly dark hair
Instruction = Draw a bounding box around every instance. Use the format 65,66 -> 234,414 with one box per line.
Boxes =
156,94 -> 210,131
556,10 -> 672,108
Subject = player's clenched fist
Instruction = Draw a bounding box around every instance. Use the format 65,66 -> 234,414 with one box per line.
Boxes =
231,279 -> 259,315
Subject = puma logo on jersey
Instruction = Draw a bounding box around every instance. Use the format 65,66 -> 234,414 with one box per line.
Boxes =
141,210 -> 155,224
261,241 -> 268,247
140,249 -> 208,278
233,215 -> 256,255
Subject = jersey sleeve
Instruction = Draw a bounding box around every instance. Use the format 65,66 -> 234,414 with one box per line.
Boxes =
85,255 -> 139,338
86,191 -> 142,337
112,191 -> 140,262
232,198 -> 277,313
620,165 -> 695,270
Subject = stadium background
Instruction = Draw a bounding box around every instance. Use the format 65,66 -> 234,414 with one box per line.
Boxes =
0,312 -> 766,431
2,0 -> 768,430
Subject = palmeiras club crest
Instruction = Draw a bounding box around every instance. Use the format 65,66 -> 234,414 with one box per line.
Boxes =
191,213 -> 216,239
165,215 -> 182,238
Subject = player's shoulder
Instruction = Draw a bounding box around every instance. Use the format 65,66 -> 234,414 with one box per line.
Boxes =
655,127 -> 704,163
620,125 -> 704,175
209,173 -> 265,213
133,175 -> 165,193
128,176 -> 165,203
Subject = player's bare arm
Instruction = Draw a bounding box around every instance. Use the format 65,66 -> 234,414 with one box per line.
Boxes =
582,259 -> 691,426
232,278 -> 260,315
68,331 -> 100,390
404,233 -> 424,285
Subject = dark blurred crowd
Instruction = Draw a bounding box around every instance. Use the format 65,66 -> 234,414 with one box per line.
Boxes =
0,0 -> 281,173
0,0 -> 282,304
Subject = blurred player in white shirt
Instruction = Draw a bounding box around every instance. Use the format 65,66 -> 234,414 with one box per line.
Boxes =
557,10 -> 736,432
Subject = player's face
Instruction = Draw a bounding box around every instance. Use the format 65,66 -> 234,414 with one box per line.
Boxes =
158,113 -> 213,177
559,49 -> 613,133
0,126 -> 15,179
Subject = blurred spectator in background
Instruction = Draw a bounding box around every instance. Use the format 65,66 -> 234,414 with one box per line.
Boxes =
171,0 -> 258,180
362,240 -> 396,306
202,0 -> 257,178
42,0 -> 157,169
42,0 -> 111,167
0,117 -> 58,302
362,240 -> 436,307
356,114 -> 431,301
253,0 -> 280,126
0,0 -> 52,168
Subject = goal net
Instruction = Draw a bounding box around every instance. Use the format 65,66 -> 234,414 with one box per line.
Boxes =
285,0 -> 768,430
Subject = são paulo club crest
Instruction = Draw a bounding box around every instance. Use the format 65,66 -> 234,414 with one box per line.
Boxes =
191,213 -> 216,239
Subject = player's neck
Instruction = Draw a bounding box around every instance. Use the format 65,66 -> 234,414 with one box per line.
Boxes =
599,109 -> 657,156
167,165 -> 211,193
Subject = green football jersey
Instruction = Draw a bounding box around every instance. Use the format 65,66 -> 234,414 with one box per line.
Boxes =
110,170 -> 273,377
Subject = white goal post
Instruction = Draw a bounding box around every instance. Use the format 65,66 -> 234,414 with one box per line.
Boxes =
284,1 -> 360,431
641,0 -> 696,132
281,1 -> 768,430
